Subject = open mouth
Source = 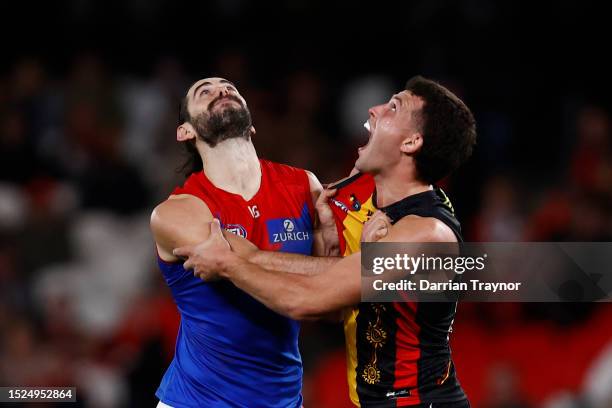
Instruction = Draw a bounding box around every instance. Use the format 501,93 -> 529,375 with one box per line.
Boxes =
358,120 -> 373,152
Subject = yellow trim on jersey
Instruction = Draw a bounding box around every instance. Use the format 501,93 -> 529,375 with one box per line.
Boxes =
340,194 -> 376,407
344,307 -> 360,407
341,195 -> 376,256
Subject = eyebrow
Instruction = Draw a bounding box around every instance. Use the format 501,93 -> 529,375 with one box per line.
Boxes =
191,80 -> 236,98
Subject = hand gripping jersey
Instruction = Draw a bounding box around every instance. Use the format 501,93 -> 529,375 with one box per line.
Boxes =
156,160 -> 314,408
328,173 -> 468,407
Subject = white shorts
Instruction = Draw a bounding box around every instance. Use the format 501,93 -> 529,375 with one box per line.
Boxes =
156,402 -> 173,408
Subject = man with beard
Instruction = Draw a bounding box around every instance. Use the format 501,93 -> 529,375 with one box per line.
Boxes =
174,76 -> 477,408
150,77 -> 338,408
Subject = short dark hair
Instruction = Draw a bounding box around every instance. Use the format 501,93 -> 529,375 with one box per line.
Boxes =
177,93 -> 203,177
405,76 -> 476,184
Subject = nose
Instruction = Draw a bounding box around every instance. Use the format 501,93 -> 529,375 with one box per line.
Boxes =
218,86 -> 230,97
368,104 -> 382,120
368,107 -> 376,120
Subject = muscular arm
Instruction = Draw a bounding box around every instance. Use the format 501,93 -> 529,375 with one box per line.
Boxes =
190,214 -> 457,320
215,250 -> 361,321
151,194 -> 259,262
151,194 -> 213,262
246,250 -> 341,275
151,192 -> 340,275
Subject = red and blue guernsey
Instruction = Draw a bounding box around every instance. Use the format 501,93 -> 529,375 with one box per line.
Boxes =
156,159 -> 314,408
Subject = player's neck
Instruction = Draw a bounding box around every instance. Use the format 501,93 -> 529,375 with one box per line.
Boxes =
199,138 -> 261,201
373,169 -> 432,208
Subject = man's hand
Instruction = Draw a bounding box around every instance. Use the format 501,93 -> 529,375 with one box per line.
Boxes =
223,230 -> 258,260
314,187 -> 340,256
361,210 -> 392,242
173,219 -> 240,281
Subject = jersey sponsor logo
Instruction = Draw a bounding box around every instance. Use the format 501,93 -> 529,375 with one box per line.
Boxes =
266,204 -> 313,255
225,224 -> 247,238
331,198 -> 349,213
284,219 -> 295,232
273,218 -> 310,243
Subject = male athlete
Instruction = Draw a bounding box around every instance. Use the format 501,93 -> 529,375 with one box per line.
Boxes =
175,76 -> 477,407
150,77 -> 337,407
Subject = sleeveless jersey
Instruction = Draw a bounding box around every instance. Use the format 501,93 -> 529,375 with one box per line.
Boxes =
329,172 -> 468,407
156,159 -> 314,408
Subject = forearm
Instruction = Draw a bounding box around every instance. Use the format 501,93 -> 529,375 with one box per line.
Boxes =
223,228 -> 339,275
248,250 -> 341,275
217,251 -> 361,320
187,240 -> 361,319
220,257 -> 325,320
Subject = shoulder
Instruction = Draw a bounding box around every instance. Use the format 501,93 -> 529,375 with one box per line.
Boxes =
305,170 -> 323,195
263,160 -> 322,195
150,195 -> 212,243
382,215 -> 457,243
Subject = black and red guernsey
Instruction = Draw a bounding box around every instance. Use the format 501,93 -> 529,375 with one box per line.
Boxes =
328,172 -> 468,407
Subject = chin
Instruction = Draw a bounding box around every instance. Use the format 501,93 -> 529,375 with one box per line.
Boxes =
354,158 -> 367,173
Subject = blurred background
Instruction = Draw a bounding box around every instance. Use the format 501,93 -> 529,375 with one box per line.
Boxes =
1,1 -> 611,407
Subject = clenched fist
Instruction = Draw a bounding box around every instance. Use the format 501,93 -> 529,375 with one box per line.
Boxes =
361,210 -> 392,242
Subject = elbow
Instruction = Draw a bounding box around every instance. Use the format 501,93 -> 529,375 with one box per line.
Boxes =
285,303 -> 318,321
281,282 -> 327,321
286,308 -> 320,322
282,294 -> 312,321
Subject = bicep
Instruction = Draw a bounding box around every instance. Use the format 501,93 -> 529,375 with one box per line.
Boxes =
150,195 -> 213,261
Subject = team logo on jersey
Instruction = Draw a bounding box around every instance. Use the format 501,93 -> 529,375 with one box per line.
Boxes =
266,204 -> 313,255
330,198 -> 349,213
349,194 -> 361,211
224,223 -> 247,238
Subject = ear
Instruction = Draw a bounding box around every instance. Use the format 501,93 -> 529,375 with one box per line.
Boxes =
177,123 -> 197,142
399,132 -> 423,155
249,125 -> 256,138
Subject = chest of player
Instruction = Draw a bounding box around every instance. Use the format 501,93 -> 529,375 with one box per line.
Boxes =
203,188 -> 314,255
